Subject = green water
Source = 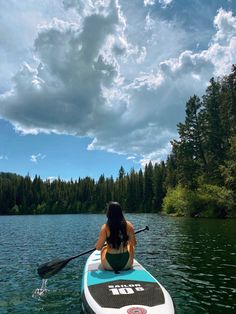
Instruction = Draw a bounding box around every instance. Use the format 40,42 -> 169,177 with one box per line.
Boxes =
0,214 -> 235,313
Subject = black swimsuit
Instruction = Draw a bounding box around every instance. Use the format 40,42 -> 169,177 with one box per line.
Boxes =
106,250 -> 130,271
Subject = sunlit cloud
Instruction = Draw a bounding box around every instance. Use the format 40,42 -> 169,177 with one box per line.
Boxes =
0,1 -> 236,165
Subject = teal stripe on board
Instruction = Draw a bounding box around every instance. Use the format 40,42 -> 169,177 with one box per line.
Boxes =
81,265 -> 87,293
87,269 -> 157,286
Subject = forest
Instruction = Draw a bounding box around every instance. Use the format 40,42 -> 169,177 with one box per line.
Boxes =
1,66 -> 236,217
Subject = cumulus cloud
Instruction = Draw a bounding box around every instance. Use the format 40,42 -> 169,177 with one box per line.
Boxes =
0,2 -> 236,165
0,1 -> 128,135
83,6 -> 236,161
0,0 -> 79,93
213,8 -> 236,44
30,153 -> 46,163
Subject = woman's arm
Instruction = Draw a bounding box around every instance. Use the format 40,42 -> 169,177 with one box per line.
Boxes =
95,224 -> 107,250
127,221 -> 137,247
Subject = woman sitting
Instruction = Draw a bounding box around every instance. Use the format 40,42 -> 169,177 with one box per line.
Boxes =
95,202 -> 137,272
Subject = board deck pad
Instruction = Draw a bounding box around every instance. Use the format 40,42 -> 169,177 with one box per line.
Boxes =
88,280 -> 165,308
81,251 -> 175,314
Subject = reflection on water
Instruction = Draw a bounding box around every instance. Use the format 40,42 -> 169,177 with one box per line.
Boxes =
0,214 -> 235,313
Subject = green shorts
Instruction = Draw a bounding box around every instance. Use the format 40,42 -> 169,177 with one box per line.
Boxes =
106,251 -> 130,271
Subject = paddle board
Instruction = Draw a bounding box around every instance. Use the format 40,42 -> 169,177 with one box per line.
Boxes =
81,250 -> 175,313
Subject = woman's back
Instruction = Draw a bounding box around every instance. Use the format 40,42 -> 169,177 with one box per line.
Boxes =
95,202 -> 137,271
96,220 -> 136,253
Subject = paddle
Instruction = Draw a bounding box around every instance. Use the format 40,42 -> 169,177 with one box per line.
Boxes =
37,225 -> 149,279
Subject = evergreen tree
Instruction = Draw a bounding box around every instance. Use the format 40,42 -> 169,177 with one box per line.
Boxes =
220,65 -> 236,138
220,136 -> 236,193
165,153 -> 177,188
138,169 -> 144,210
173,95 -> 207,188
126,168 -> 139,211
153,162 -> 166,211
96,174 -> 106,210
117,166 -> 127,208
202,78 -> 224,183
144,162 -> 154,210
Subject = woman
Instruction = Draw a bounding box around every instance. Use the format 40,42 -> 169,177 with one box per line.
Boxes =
95,202 -> 137,272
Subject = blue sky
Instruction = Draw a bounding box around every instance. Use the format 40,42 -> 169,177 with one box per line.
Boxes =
1,0 -> 236,180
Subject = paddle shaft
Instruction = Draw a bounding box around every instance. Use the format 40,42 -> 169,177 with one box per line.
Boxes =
69,225 -> 149,262
37,225 -> 149,279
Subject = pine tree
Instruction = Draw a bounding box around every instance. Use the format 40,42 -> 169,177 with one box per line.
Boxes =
202,78 -> 224,183
126,168 -> 138,211
144,162 -> 154,210
96,174 -> 106,210
172,95 -> 206,188
117,166 -> 127,208
165,153 -> 177,188
153,162 -> 166,211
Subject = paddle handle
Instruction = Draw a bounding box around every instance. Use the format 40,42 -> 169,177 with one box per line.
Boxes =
134,225 -> 149,234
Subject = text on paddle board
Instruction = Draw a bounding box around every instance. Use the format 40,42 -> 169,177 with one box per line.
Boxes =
108,284 -> 144,295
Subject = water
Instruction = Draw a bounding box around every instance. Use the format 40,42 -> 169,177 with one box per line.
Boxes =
0,214 -> 235,314
32,279 -> 48,298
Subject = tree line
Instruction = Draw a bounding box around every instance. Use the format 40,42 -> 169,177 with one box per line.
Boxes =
0,66 -> 236,217
0,163 -> 165,215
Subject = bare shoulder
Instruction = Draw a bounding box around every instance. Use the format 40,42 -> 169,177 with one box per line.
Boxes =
99,224 -> 107,233
126,220 -> 134,231
101,223 -> 107,230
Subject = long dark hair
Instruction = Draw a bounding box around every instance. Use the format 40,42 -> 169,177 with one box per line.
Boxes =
106,202 -> 128,249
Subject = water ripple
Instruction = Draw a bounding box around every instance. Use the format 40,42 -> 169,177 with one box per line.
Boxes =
0,214 -> 235,313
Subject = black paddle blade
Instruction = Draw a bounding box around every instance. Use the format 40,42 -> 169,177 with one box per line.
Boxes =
37,258 -> 71,279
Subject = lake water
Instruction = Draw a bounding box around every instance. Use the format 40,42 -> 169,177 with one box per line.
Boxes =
0,214 -> 235,313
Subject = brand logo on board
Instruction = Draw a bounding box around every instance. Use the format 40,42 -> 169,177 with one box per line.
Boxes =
127,307 -> 147,314
108,283 -> 144,295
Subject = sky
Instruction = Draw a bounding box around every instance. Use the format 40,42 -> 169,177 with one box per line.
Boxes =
1,0 -> 236,181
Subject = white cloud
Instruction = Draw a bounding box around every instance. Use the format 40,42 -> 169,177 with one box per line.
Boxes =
46,176 -> 57,182
145,14 -> 155,31
127,156 -> 136,160
0,155 -> 8,160
139,142 -> 172,167
213,8 -> 236,44
88,8 -> 236,161
0,0 -> 79,93
144,0 -> 155,6
0,3 -> 236,165
30,153 -> 46,163
144,0 -> 173,8
159,0 -> 173,8
0,1 -> 127,136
